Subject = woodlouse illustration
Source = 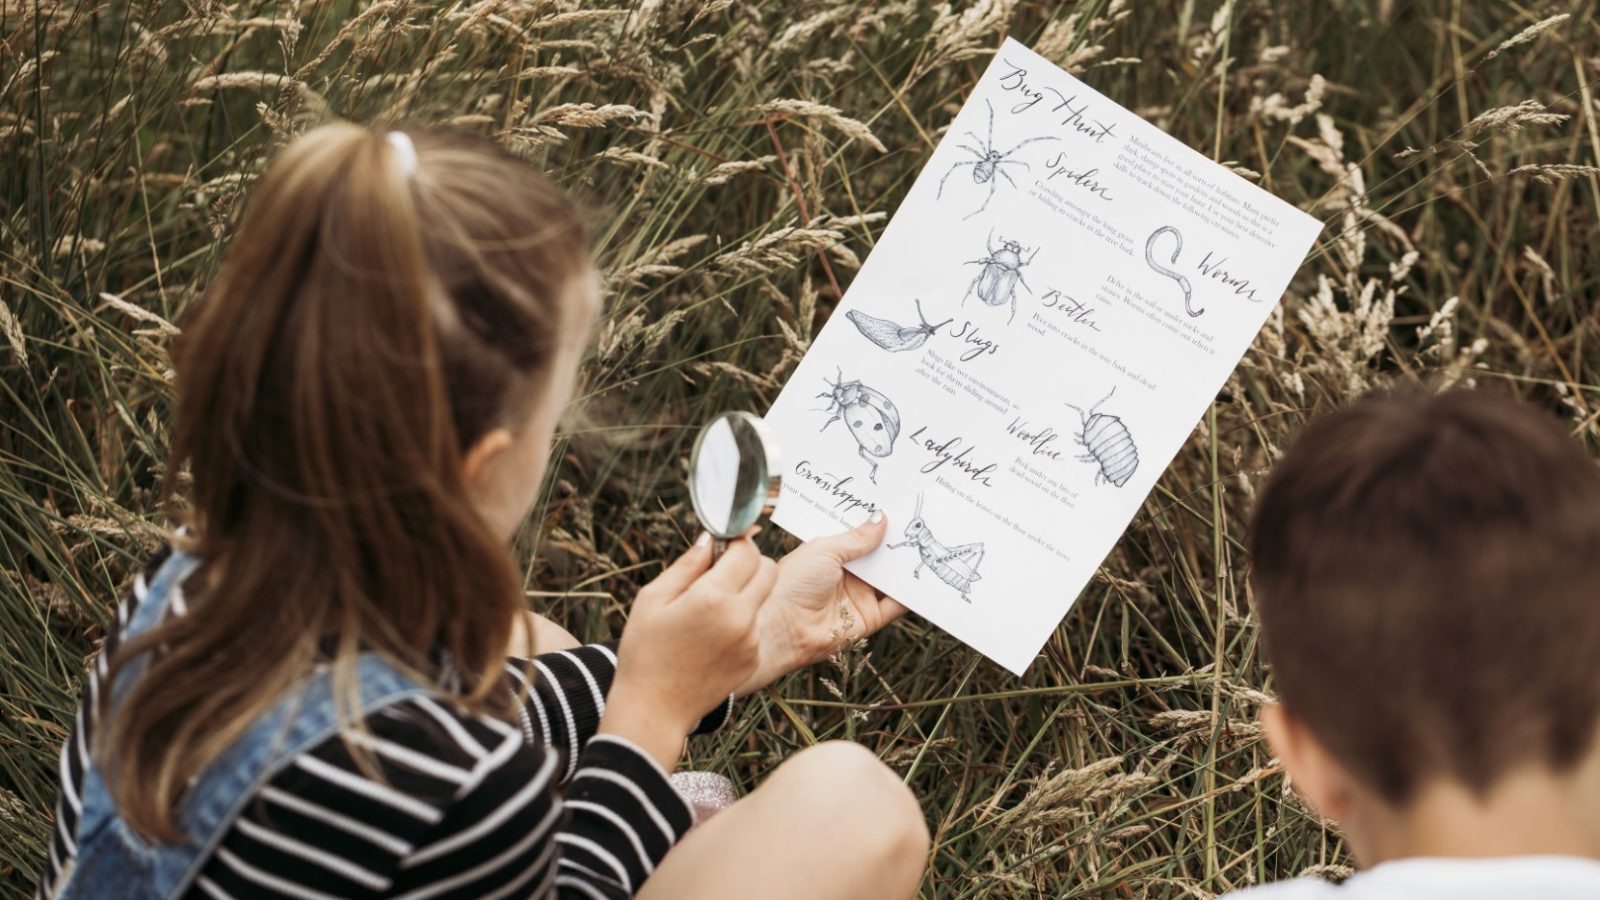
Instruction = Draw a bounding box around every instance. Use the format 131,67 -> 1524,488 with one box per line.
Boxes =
887,493 -> 985,602
964,229 -> 1037,324
845,299 -> 952,353
1145,225 -> 1202,317
817,368 -> 901,483
937,99 -> 1059,220
1066,387 -> 1140,488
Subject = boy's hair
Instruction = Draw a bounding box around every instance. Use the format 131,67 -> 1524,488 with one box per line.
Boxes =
1249,387 -> 1600,803
102,123 -> 592,840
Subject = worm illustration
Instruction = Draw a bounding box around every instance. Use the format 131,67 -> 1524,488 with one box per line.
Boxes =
845,299 -> 952,353
1144,225 -> 1202,317
1066,387 -> 1139,488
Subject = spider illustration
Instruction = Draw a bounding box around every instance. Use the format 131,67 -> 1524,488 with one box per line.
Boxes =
936,99 -> 1059,220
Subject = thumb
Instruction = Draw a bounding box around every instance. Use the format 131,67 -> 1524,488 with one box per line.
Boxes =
811,509 -> 889,564
642,532 -> 714,605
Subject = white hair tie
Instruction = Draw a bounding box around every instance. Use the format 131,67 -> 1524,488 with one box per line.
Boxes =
386,131 -> 417,176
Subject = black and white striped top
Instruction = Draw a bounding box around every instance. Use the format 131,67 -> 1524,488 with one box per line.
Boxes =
40,547 -> 731,899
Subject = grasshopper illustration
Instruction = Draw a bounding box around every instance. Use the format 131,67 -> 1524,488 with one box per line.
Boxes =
887,493 -> 985,602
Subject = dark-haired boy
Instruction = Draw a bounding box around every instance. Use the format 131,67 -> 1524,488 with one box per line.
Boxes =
1233,387 -> 1600,897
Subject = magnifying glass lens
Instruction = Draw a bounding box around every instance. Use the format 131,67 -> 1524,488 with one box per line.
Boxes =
688,412 -> 781,555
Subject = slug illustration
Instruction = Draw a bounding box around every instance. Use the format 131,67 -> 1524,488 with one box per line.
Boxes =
845,299 -> 952,353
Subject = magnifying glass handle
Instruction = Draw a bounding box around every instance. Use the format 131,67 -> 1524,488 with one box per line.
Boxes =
710,537 -> 728,562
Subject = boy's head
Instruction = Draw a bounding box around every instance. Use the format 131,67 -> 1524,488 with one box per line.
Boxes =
1249,387 -> 1600,851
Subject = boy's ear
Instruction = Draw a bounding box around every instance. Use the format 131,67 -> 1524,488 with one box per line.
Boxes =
1262,701 -> 1354,824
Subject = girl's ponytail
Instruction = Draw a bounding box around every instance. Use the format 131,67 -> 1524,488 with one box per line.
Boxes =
105,124 -> 589,840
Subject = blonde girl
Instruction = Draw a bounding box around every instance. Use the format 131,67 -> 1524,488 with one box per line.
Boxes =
41,124 -> 928,899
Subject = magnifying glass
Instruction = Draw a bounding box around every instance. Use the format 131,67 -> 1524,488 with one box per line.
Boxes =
688,411 -> 782,560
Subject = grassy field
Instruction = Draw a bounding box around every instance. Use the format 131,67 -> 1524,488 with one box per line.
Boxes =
3,0 -> 1598,896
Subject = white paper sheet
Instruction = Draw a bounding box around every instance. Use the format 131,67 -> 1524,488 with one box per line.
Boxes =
763,36 -> 1323,674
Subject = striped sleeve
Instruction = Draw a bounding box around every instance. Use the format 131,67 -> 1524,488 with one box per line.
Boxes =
557,735 -> 696,897
386,729 -> 694,899
192,698 -> 502,898
508,641 -> 733,781
381,733 -> 564,898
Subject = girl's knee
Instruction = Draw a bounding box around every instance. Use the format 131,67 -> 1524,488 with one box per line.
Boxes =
781,740 -> 891,791
780,742 -> 930,860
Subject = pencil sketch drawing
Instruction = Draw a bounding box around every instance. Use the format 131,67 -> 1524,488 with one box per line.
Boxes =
845,299 -> 952,353
964,229 -> 1037,324
937,99 -> 1059,220
1066,387 -> 1140,487
1144,225 -> 1202,317
887,493 -> 985,602
817,368 -> 901,483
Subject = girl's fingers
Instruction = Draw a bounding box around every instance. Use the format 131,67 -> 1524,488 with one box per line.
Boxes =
736,557 -> 780,618
846,574 -> 908,633
878,596 -> 910,625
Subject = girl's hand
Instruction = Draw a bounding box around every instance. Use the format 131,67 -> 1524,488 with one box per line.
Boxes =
735,511 -> 907,696
601,534 -> 776,770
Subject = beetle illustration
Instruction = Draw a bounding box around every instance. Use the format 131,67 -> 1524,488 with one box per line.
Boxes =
844,299 -> 953,353
817,368 -> 901,483
936,99 -> 1059,220
1145,225 -> 1202,317
964,229 -> 1037,324
1066,387 -> 1140,488
887,493 -> 985,602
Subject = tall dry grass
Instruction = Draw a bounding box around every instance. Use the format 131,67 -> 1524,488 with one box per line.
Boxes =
2,0 -> 1598,896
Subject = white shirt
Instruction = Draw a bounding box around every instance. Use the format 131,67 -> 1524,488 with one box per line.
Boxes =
1228,856 -> 1600,899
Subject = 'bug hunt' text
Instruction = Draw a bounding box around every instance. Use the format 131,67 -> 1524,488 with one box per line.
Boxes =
995,58 -> 1118,145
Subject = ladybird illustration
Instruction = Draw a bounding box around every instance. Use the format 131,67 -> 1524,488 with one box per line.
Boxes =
816,368 -> 901,483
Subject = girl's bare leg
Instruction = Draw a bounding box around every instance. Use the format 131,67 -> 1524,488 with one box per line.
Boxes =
511,609 -> 581,655
638,741 -> 930,900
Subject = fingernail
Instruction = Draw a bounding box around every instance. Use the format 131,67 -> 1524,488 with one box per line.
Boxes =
868,509 -> 885,524
695,531 -> 711,549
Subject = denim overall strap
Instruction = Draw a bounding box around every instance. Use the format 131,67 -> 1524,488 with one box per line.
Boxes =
61,550 -> 440,899
150,653 -> 435,896
72,549 -> 207,844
